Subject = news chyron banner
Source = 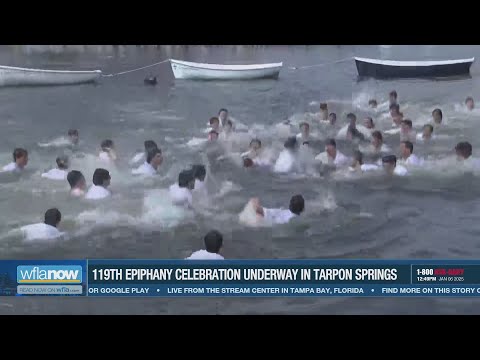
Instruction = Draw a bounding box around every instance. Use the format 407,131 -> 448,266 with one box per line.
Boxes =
3,259 -> 480,297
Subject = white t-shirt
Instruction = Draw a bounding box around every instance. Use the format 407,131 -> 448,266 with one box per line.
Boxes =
361,164 -> 380,172
2,162 -> 22,173
315,151 -> 349,167
274,150 -> 296,173
416,133 -> 436,142
85,185 -> 111,200
41,168 -> 67,180
186,250 -> 224,260
132,162 -> 157,176
263,208 -> 297,225
169,183 -> 193,207
404,154 -> 423,166
70,188 -> 85,197
20,223 -> 63,242
193,179 -> 207,196
394,165 -> 408,176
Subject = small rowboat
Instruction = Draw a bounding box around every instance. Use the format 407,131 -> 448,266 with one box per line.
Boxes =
170,59 -> 283,80
354,57 -> 475,79
0,65 -> 102,87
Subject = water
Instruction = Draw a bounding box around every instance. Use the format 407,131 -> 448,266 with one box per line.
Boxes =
1,45 -> 480,314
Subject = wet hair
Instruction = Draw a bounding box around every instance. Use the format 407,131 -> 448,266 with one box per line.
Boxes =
347,113 -> 357,122
389,90 -> 398,99
204,230 -> 223,253
101,139 -> 114,150
13,148 -> 28,161
455,142 -> 473,158
146,148 -> 162,164
250,138 -> 261,147
209,130 -> 219,138
353,150 -> 363,165
178,169 -> 195,188
432,108 -> 443,119
44,208 -> 61,227
329,112 -> 336,119
423,124 -> 434,133
92,168 -> 110,186
402,141 -> 414,154
389,103 -> 400,112
289,194 -> 305,215
284,137 -> 298,150
218,108 -> 228,115
191,164 -> 206,181
382,155 -> 397,165
372,131 -> 383,141
67,170 -> 85,188
209,117 -> 220,125
299,122 -> 310,130
68,129 -> 79,137
368,99 -> 378,106
302,141 -> 310,146
465,96 -> 474,104
243,158 -> 254,168
319,103 -> 328,110
401,119 -> 413,128
325,138 -> 336,148
144,140 -> 158,152
56,156 -> 69,170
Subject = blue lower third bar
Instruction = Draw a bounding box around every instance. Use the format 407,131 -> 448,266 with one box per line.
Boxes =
87,284 -> 480,297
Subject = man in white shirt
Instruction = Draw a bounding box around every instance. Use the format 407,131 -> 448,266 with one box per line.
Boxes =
67,170 -> 87,197
251,194 -> 305,225
417,124 -> 435,142
218,108 -> 229,128
169,169 -> 195,207
369,131 -> 391,154
349,151 -> 379,173
20,208 -> 63,242
296,122 -> 310,143
319,103 -> 329,121
132,148 -> 162,176
274,137 -> 298,173
41,156 -> 69,180
130,140 -> 158,166
85,168 -> 111,200
382,155 -> 408,176
191,164 -> 207,196
400,119 -> 416,143
432,109 -> 442,125
364,117 -> 375,130
2,148 -> 28,173
315,138 -> 349,168
98,139 -> 117,163
186,230 -> 224,260
68,129 -> 80,146
466,96 -> 475,111
400,141 -> 422,166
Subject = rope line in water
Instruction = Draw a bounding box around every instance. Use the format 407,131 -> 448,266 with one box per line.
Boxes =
102,59 -> 170,77
288,56 -> 354,70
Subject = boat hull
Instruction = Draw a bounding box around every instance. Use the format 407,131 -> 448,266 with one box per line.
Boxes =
0,65 -> 102,86
170,59 -> 282,80
355,57 -> 474,79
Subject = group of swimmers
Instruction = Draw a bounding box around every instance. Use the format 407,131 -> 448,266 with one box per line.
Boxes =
2,91 -> 477,260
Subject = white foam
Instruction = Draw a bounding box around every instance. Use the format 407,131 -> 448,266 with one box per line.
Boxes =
238,199 -> 268,227
38,136 -> 71,148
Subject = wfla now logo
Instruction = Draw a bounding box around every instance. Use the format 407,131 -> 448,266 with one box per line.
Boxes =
17,265 -> 82,284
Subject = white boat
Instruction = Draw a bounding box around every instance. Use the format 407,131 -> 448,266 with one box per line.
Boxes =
170,59 -> 282,80
0,65 -> 102,87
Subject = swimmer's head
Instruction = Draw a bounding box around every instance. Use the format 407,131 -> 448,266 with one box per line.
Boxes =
319,103 -> 328,120
432,109 -> 443,124
44,208 -> 61,228
364,117 -> 374,129
401,119 -> 413,133
147,148 -> 163,169
224,119 -> 234,133
191,164 -> 206,182
319,103 -> 328,111
144,140 -> 158,153
328,112 -> 337,125
389,90 -> 398,105
289,194 -> 305,216
400,141 -> 414,158
423,124 -> 434,139
68,129 -> 79,145
249,138 -> 262,151
56,155 -> 69,170
204,230 -> 223,254
218,108 -> 228,124
371,131 -> 383,148
389,103 -> 400,117
368,99 -> 378,108
243,158 -> 254,168
67,170 -> 86,190
178,169 -> 195,190
466,96 -> 475,111
382,155 -> 397,175
299,122 -> 310,135
93,168 -> 111,187
455,141 -> 472,160
325,138 -> 337,157
209,117 -> 220,131
284,136 -> 298,150
101,139 -> 114,151
208,130 -> 219,141
13,148 -> 28,168
347,113 -> 357,126
351,150 -> 363,167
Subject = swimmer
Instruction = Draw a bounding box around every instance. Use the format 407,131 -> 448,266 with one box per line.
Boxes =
390,103 -> 403,126
364,117 -> 375,130
20,208 -> 63,242
208,130 -> 219,141
67,170 -> 87,197
319,103 -> 329,121
191,164 -> 207,195
369,99 -> 378,108
400,119 -> 416,142
400,141 -> 422,166
273,136 -> 298,173
297,122 -> 310,142
346,124 -> 365,142
99,139 -> 117,162
251,194 -> 305,225
242,138 -> 262,159
2,148 -> 28,173
218,108 -> 229,127
369,131 -> 391,153
315,138 -> 349,167
220,120 -> 234,140
417,124 -> 435,142
68,129 -> 79,146
132,148 -> 163,176
349,150 -> 379,172
209,117 -> 220,132
169,169 -> 195,207
389,90 -> 398,106
329,112 -> 337,126
186,230 -> 224,260
465,96 -> 475,111
382,155 -> 408,176
85,168 -> 111,200
432,108 -> 442,125
41,155 -> 69,180
455,141 -> 472,161
347,113 -> 357,127
130,140 -> 158,165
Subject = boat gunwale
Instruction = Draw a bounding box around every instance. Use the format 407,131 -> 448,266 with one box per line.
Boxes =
170,59 -> 283,71
354,57 -> 475,67
0,65 -> 102,75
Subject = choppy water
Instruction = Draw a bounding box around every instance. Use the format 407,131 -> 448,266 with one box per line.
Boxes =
1,45 -> 480,314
